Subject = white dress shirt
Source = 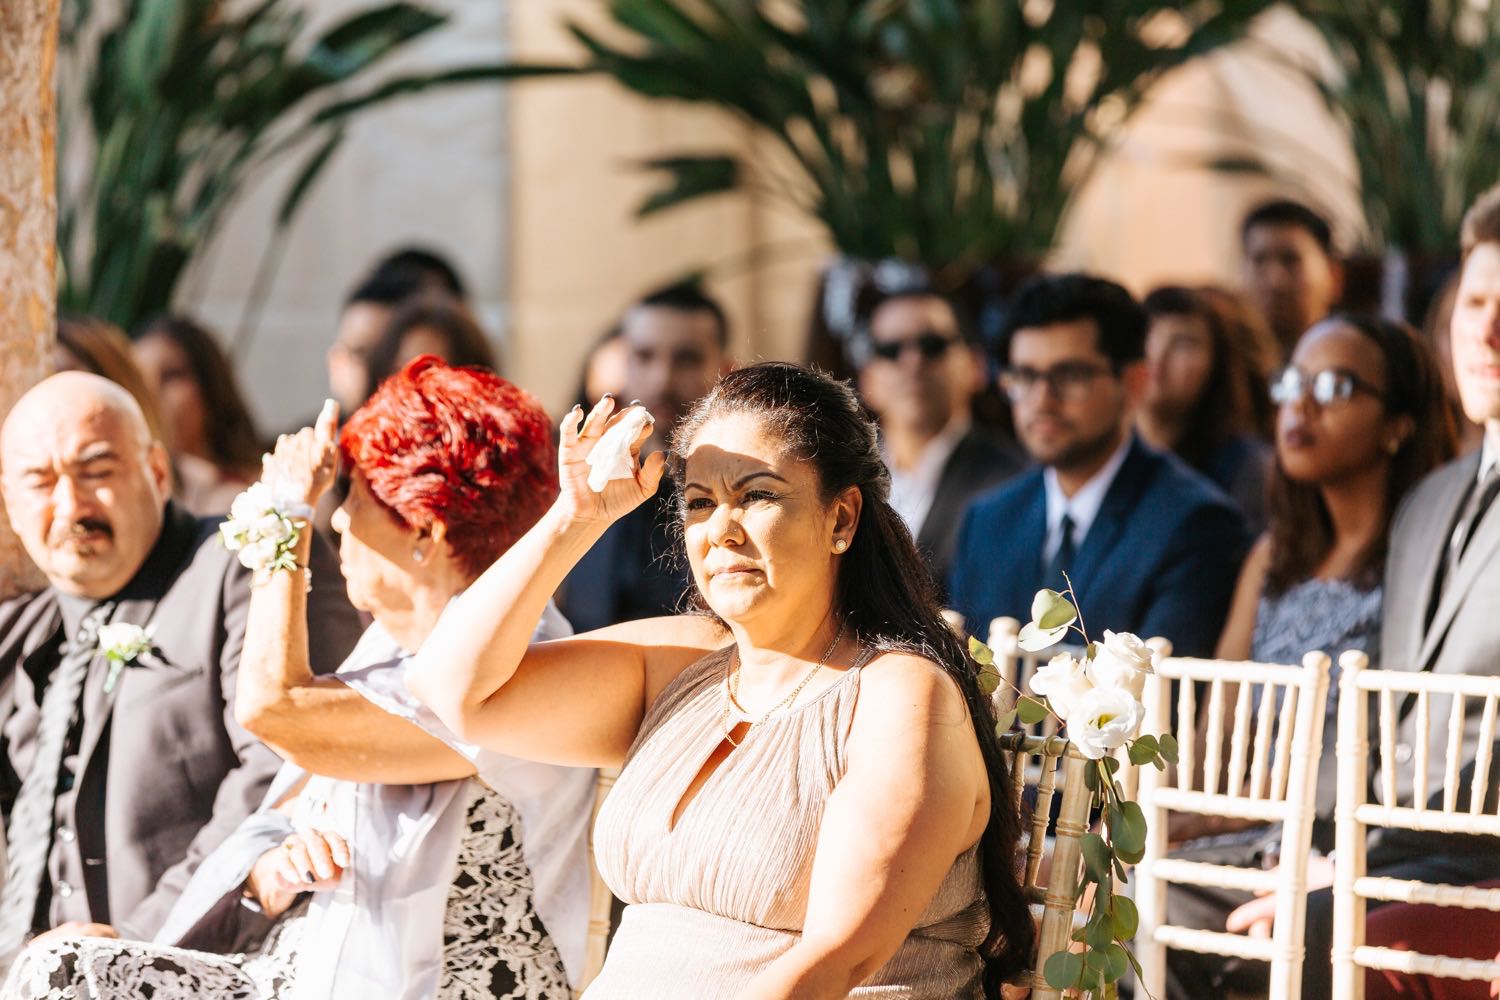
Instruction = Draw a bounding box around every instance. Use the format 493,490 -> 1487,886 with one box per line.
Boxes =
883,417 -> 970,539
1042,436 -> 1132,563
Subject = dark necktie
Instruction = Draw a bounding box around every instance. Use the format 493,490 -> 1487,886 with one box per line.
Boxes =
0,602 -> 114,968
1044,513 -> 1076,588
1427,463 -> 1500,626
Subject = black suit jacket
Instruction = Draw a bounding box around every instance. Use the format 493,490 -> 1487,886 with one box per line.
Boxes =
554,477 -> 691,634
914,429 -> 1024,590
0,503 -> 363,938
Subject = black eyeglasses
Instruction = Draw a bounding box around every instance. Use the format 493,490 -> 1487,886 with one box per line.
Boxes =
869,330 -> 959,362
998,362 -> 1115,402
1269,366 -> 1386,407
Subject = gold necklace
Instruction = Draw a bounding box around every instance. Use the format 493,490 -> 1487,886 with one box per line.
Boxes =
719,623 -> 846,747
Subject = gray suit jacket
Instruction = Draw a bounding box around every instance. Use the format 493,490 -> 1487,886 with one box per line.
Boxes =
0,503 -> 363,938
1377,452 -> 1500,866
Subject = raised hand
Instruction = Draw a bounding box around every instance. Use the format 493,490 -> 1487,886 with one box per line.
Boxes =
557,395 -> 666,528
264,399 -> 340,510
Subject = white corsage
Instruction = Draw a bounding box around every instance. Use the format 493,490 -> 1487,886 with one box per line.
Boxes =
585,406 -> 653,493
219,481 -> 314,579
97,622 -> 157,693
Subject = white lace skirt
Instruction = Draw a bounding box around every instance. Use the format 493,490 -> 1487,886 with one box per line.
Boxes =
3,785 -> 571,1000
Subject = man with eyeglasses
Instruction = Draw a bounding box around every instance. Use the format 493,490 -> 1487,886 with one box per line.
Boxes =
947,273 -> 1250,657
855,288 -> 1022,588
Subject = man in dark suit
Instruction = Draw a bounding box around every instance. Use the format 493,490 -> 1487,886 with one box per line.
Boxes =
947,273 -> 1250,655
0,372 -> 362,960
855,288 -> 1023,588
556,281 -> 732,632
1201,184 -> 1500,998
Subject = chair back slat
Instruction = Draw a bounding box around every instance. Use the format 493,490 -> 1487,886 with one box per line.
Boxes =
1271,682 -> 1300,802
1249,679 -> 1277,800
1379,688 -> 1398,807
1204,677 -> 1226,793
1177,675 -> 1198,793
1443,693 -> 1466,813
1227,681 -> 1253,798
1413,690 -> 1430,808
1473,695 -> 1498,817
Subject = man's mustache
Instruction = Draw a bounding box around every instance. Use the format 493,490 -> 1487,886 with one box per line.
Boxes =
50,518 -> 113,545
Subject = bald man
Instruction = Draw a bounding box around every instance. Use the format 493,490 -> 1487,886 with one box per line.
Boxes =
0,373 -> 361,956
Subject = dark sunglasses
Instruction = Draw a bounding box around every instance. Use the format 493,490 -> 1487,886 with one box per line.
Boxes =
869,331 -> 958,362
1269,366 -> 1386,407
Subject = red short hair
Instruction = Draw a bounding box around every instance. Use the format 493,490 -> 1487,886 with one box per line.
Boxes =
340,356 -> 558,579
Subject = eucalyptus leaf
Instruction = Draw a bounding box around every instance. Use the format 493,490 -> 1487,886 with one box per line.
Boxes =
1159,732 -> 1180,765
1030,588 -> 1077,630
1043,950 -> 1084,991
1080,832 -> 1111,885
976,665 -> 1002,696
1017,621 -> 1069,652
968,636 -> 995,666
1016,696 -> 1050,725
1111,894 -> 1140,940
994,709 -> 1017,735
1103,941 -> 1131,982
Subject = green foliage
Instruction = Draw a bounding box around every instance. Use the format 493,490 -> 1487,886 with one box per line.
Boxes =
1294,0 -> 1500,253
57,0 -> 539,332
1016,695 -> 1050,725
557,0 -> 1270,275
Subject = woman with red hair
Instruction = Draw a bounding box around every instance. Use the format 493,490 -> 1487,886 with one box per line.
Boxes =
6,357 -> 595,1000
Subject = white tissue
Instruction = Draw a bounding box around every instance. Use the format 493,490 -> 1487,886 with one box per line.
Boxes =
586,406 -> 652,493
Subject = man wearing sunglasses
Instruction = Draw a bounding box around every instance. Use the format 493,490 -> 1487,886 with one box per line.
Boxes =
856,289 -> 1022,588
947,273 -> 1250,657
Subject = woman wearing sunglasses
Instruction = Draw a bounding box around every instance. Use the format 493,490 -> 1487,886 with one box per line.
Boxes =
1164,315 -> 1456,997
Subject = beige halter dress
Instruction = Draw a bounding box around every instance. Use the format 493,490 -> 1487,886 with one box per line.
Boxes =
587,646 -> 990,998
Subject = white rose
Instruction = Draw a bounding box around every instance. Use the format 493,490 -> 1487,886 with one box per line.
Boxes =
229,482 -> 273,526
252,512 -> 294,545
237,537 -> 277,571
1087,629 -> 1156,700
97,622 -> 153,660
1028,653 -> 1092,722
1069,686 -> 1145,759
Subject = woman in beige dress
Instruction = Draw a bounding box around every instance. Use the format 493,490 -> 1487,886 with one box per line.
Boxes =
409,363 -> 1034,998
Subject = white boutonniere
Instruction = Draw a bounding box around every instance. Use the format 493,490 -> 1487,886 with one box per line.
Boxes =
97,622 -> 157,693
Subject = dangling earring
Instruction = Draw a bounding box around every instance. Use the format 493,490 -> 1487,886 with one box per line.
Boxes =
833,538 -> 848,553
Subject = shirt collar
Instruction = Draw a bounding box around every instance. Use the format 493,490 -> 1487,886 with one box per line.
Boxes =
1480,433 -> 1500,482
1043,434 -> 1133,546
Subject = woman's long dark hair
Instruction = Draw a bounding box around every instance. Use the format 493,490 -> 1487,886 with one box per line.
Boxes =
668,362 -> 1034,993
1143,286 -> 1270,467
1264,314 -> 1457,594
135,314 -> 264,475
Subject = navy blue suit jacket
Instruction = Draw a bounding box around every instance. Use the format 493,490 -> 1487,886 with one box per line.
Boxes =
947,437 -> 1251,657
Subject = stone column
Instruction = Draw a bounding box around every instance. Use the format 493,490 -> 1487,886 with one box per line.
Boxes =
0,0 -> 61,598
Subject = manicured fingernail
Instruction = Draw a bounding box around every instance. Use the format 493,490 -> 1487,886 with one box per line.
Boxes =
627,399 -> 641,407
601,392 -> 615,401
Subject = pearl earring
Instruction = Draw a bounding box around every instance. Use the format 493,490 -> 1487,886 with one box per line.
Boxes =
412,547 -> 425,565
833,539 -> 848,553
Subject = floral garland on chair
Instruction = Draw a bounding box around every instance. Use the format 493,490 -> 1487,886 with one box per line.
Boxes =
969,579 -> 1177,999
